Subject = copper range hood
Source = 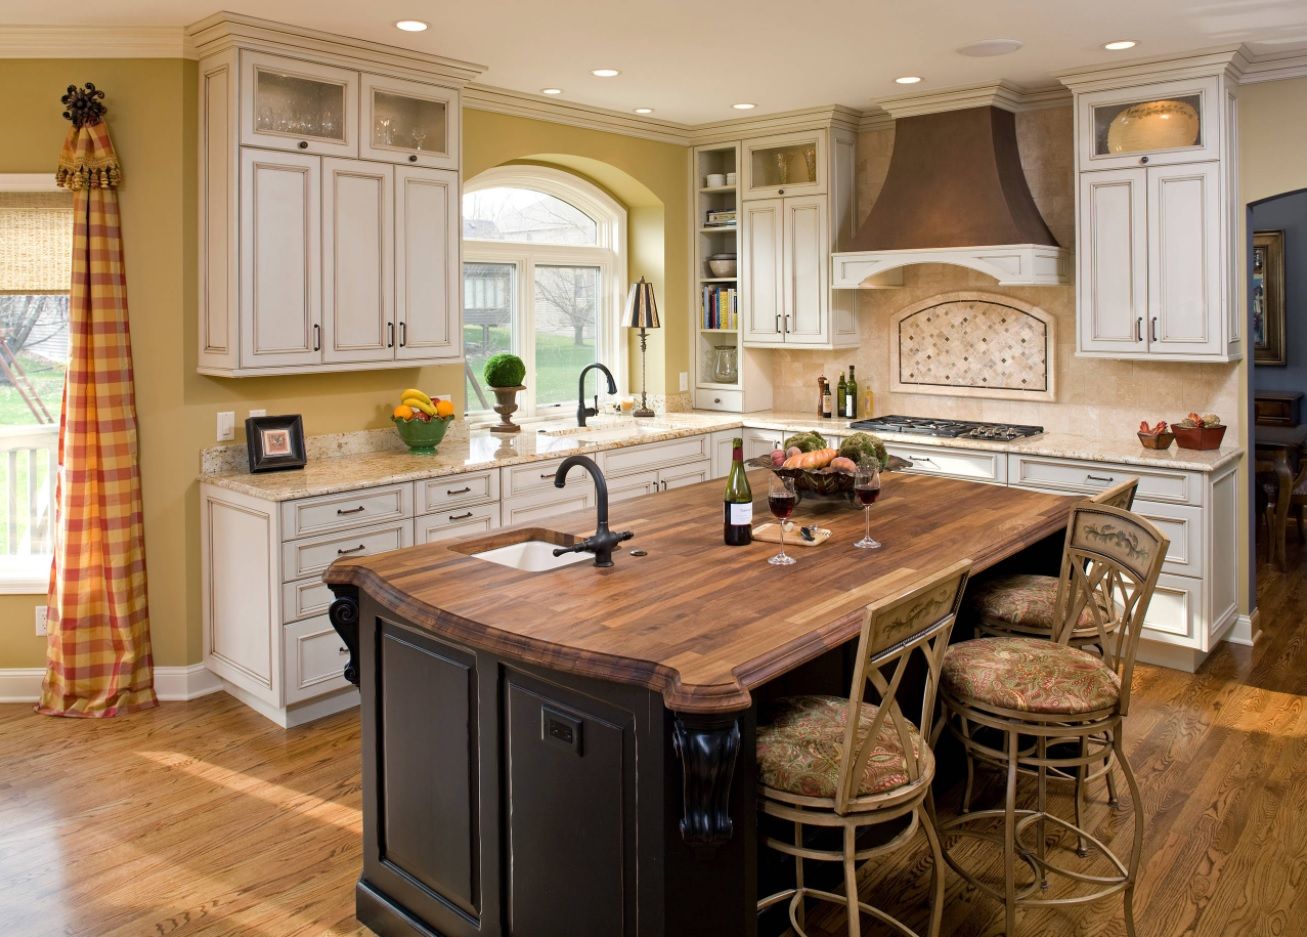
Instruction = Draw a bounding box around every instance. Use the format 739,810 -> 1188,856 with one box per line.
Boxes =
832,100 -> 1069,288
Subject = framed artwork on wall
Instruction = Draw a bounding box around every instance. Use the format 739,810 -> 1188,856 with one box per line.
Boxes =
1252,229 -> 1286,367
246,414 -> 306,473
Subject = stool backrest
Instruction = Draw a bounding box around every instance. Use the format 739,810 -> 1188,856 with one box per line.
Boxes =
836,559 -> 972,813
1092,478 -> 1138,510
1053,503 -> 1167,714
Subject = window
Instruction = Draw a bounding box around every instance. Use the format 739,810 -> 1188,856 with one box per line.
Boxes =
462,167 -> 626,417
0,176 -> 71,592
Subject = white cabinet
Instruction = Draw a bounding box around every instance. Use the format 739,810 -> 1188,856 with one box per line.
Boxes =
742,426 -> 785,461
740,200 -> 784,345
884,442 -> 1007,486
783,195 -> 830,345
322,159 -> 393,363
1147,162 -> 1222,356
394,167 -> 461,361
240,51 -> 358,158
1077,168 -> 1147,353
742,131 -> 826,199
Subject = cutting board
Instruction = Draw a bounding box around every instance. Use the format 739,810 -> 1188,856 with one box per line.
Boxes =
751,522 -> 831,547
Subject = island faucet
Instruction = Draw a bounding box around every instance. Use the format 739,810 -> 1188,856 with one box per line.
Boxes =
576,363 -> 617,427
551,455 -> 633,568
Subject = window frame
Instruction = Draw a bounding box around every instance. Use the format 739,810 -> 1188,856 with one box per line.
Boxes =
462,166 -> 628,420
0,174 -> 66,594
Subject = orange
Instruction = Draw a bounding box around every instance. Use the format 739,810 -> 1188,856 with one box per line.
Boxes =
435,399 -> 455,418
392,404 -> 414,420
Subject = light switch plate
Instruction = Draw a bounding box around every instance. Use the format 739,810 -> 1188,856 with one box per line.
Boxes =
216,411 -> 235,441
679,372 -> 688,392
34,605 -> 47,636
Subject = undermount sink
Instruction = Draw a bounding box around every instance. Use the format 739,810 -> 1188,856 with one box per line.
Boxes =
470,540 -> 593,572
538,420 -> 693,439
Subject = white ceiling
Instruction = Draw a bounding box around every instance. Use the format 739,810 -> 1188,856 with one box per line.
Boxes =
11,0 -> 1307,123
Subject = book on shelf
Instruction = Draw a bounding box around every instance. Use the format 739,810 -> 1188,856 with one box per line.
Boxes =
701,285 -> 738,330
705,209 -> 737,226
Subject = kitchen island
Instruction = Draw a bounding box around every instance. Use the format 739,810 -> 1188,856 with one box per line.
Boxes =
325,468 -> 1073,937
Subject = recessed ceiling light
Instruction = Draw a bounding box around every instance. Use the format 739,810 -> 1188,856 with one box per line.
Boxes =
732,102 -> 756,110
957,38 -> 1024,57
895,75 -> 923,85
591,68 -> 621,78
1104,40 -> 1137,51
541,87 -> 563,95
394,20 -> 428,31
633,107 -> 654,114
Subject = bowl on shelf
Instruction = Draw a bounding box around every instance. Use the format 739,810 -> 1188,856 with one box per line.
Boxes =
1137,430 -> 1175,450
1172,423 -> 1226,451
393,415 -> 452,453
707,258 -> 737,277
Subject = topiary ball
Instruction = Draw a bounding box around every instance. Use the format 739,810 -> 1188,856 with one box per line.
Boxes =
483,353 -> 526,388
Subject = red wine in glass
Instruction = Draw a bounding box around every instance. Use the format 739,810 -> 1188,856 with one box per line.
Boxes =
854,485 -> 880,506
769,495 -> 797,519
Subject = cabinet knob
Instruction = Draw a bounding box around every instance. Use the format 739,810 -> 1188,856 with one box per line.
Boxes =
408,154 -> 418,163
713,397 -> 722,404
1140,155 -> 1149,164
778,188 -> 785,195
298,140 -> 309,150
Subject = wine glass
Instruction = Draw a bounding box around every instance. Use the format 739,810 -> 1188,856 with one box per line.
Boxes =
768,475 -> 798,566
853,461 -> 882,550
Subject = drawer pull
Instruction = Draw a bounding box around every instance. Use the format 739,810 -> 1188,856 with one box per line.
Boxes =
448,511 -> 473,521
336,544 -> 366,555
446,486 -> 472,495
915,456 -> 936,464
540,472 -> 554,479
1086,474 -> 1115,483
338,646 -> 349,655
335,505 -> 366,515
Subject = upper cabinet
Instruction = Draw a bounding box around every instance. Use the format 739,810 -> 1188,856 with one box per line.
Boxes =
1064,58 -> 1241,363
742,131 -> 827,200
192,17 -> 480,377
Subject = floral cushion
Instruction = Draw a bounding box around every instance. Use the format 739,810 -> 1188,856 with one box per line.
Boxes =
968,574 -> 1094,634
941,637 -> 1121,715
756,695 -> 921,799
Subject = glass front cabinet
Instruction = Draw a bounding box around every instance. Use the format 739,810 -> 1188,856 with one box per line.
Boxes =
240,52 -> 359,157
742,131 -> 827,199
361,74 -> 459,170
1077,76 -> 1221,170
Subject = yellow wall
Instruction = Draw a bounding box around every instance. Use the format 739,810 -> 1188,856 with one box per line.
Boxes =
0,60 -> 690,670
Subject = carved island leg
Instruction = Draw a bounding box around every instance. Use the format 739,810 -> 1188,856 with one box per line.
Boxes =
327,585 -> 361,687
672,711 -> 742,846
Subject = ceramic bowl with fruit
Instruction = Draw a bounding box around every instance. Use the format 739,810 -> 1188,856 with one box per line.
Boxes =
1137,420 -> 1175,450
746,431 -> 908,501
392,389 -> 455,453
1171,412 -> 1225,451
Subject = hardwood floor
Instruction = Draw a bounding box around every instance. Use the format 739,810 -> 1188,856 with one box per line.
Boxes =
1,542 -> 1304,937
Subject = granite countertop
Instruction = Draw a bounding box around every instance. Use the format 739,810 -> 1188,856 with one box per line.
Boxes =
200,410 -> 1244,502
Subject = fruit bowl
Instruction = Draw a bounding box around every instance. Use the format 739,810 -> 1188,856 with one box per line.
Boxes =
393,415 -> 452,453
745,454 -> 911,502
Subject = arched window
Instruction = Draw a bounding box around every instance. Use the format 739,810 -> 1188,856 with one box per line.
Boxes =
462,166 -> 627,417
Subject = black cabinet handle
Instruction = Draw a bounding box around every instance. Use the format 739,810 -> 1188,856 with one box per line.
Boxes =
1087,474 -> 1115,483
336,544 -> 366,555
399,322 -> 407,347
408,154 -> 418,163
778,187 -> 785,195
1136,317 -> 1144,342
338,646 -> 349,656
312,323 -> 321,351
335,505 -> 366,515
775,314 -> 782,334
387,322 -> 394,348
540,472 -> 554,479
1151,317 -> 1158,343
298,140 -> 308,150
446,486 -> 471,495
448,511 -> 473,521
1140,155 -> 1150,164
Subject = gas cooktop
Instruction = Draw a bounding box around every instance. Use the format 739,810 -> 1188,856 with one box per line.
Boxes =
849,415 -> 1044,442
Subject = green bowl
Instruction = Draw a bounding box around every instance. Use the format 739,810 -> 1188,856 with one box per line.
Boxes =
393,416 -> 452,453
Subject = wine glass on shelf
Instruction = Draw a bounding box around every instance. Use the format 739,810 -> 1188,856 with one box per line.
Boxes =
767,475 -> 798,566
853,461 -> 882,550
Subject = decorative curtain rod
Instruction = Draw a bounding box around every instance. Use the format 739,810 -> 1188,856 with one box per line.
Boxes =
61,83 -> 106,128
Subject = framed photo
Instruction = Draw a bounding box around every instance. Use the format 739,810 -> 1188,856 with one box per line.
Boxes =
1252,230 -> 1286,367
246,415 -> 306,473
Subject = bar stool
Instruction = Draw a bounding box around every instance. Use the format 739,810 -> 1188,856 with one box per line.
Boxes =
936,503 -> 1167,937
755,560 -> 972,937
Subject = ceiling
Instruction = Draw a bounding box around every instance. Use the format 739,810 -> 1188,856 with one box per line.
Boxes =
11,0 -> 1307,123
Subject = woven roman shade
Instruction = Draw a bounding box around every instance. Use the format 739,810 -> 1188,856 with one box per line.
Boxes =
0,191 -> 73,294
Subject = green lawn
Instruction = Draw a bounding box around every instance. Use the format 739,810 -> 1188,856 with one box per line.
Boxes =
0,352 -> 61,555
0,353 -> 63,425
464,326 -> 597,412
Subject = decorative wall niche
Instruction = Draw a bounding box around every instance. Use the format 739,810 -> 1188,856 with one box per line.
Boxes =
890,291 -> 1055,401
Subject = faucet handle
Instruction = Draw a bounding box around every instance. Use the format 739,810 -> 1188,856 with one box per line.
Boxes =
617,531 -> 634,543
552,542 -> 586,558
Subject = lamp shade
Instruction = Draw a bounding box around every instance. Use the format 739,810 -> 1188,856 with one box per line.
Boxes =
624,277 -> 660,329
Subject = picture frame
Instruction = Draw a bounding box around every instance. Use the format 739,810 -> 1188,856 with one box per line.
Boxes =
1252,229 -> 1286,367
245,414 -> 307,473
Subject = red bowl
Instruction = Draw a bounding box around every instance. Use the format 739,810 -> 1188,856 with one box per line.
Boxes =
1137,431 -> 1175,450
1172,424 -> 1226,451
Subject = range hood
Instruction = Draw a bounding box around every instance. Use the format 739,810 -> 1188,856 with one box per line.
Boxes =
832,102 -> 1069,288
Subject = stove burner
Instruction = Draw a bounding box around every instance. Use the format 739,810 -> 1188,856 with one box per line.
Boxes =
849,415 -> 1043,441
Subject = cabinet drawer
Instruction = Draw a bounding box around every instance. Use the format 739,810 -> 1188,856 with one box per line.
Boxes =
1140,572 -> 1199,645
608,470 -> 659,504
742,426 -> 785,461
415,502 -> 501,544
1008,455 -> 1198,506
885,443 -> 1006,485
501,489 -> 595,527
660,460 -> 713,491
419,470 -> 499,513
601,434 -> 712,477
696,388 -> 742,411
1133,500 -> 1204,577
283,615 -> 352,705
502,457 -> 594,499
281,519 -> 412,581
280,484 -> 412,539
282,577 -> 334,623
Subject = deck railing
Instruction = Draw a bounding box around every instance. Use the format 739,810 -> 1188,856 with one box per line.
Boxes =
0,424 -> 58,557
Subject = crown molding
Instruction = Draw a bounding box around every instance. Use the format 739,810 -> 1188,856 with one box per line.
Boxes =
858,108 -> 895,133
687,104 -> 862,145
464,85 -> 692,146
1058,45 -> 1251,91
876,79 -> 1070,119
1240,46 -> 1307,84
0,25 -> 191,59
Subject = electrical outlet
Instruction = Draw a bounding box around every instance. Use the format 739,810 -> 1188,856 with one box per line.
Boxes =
34,605 -> 48,636
216,411 -> 235,441
248,408 -> 266,419
679,371 -> 688,392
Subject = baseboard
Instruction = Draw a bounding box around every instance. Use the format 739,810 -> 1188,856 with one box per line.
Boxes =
0,663 -> 223,704
1227,610 -> 1262,647
1135,638 -> 1206,673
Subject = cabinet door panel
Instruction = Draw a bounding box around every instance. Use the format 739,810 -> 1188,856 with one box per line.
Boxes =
1148,162 -> 1222,356
322,159 -> 393,363
395,167 -> 461,360
239,149 -> 322,368
239,51 -> 358,158
782,195 -> 829,345
360,73 -> 459,170
1077,168 -> 1147,353
740,199 -> 784,345
659,460 -> 712,491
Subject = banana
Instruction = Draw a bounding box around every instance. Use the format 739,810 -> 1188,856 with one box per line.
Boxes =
403,397 -> 437,416
400,388 -> 432,407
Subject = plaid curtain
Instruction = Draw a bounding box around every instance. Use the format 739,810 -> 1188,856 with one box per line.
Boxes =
38,119 -> 156,717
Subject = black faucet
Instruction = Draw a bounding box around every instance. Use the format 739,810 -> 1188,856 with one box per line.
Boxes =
551,455 -> 633,568
576,362 -> 617,427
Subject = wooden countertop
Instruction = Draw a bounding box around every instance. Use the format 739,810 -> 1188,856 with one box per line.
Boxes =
325,470 -> 1076,713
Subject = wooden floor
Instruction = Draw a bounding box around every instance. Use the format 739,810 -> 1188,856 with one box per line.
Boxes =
2,543 -> 1305,937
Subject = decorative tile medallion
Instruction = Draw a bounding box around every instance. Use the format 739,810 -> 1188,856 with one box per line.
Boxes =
890,291 -> 1055,401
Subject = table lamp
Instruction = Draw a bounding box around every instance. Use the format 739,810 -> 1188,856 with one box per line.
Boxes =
625,277 -> 660,418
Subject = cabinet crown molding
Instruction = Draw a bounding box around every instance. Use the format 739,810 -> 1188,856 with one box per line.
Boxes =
1059,46 -> 1251,91
877,80 -> 1070,119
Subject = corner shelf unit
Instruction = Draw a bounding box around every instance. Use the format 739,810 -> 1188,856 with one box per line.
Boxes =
690,142 -> 772,413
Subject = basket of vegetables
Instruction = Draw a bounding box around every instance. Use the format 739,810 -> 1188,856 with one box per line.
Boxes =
746,430 -> 909,501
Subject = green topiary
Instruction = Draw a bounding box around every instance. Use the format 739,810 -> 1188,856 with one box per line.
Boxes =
483,353 -> 526,388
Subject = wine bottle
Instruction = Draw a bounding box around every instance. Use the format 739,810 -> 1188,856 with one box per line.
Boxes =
836,371 -> 847,419
820,375 -> 833,419
723,438 -> 753,546
845,365 -> 858,419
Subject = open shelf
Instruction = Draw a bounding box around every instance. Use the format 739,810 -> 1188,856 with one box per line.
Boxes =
699,225 -> 738,234
700,277 -> 737,283
700,327 -> 738,333
699,185 -> 736,194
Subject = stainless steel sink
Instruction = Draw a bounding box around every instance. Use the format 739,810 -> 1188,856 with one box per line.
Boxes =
470,540 -> 592,572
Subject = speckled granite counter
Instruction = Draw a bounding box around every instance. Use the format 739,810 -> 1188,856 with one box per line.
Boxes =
200,410 -> 1244,502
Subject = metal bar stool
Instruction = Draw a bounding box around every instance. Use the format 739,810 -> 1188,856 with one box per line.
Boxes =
756,560 -> 973,937
935,503 -> 1167,936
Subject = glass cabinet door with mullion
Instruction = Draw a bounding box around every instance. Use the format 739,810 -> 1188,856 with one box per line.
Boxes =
360,74 -> 460,170
742,131 -> 826,199
240,51 -> 359,157
1078,77 -> 1220,170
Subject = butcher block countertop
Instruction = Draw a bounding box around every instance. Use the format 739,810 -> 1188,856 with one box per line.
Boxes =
325,470 -> 1076,714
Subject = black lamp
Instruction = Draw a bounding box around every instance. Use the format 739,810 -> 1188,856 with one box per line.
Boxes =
624,277 -> 660,418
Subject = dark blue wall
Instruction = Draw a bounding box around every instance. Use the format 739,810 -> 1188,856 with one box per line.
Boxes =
1252,190 -> 1307,398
